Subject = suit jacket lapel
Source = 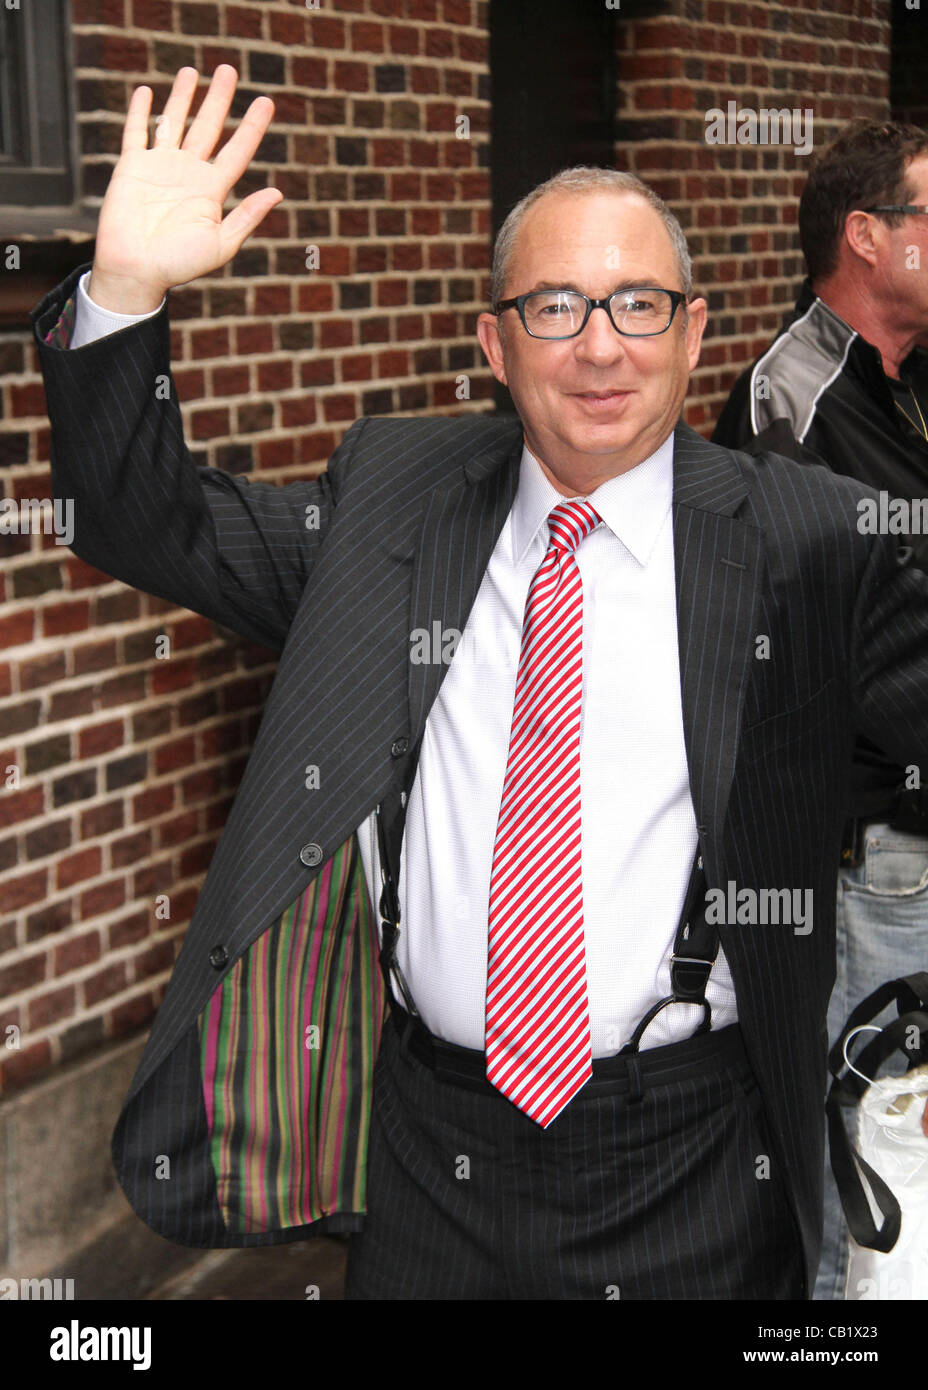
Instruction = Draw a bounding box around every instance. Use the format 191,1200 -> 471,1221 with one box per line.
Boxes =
671,420 -> 762,883
406,420 -> 523,752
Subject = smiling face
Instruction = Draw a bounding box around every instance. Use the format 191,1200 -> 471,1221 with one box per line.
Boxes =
477,189 -> 707,495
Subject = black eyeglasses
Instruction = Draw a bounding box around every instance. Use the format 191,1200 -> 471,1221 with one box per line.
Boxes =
494,287 -> 688,339
863,205 -> 928,216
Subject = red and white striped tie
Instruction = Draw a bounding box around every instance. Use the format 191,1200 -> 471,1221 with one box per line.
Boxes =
485,497 -> 602,1127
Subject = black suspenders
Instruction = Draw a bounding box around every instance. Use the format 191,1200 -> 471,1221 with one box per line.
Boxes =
375,793 -> 420,1018
618,845 -> 718,1054
375,776 -> 718,1053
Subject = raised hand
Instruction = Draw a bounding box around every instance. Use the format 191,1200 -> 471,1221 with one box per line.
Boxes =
89,66 -> 283,313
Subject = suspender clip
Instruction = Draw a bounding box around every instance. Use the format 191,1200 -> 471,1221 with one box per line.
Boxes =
620,846 -> 719,1054
669,952 -> 716,1002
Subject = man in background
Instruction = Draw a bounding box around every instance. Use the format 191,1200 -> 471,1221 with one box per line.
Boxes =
713,118 -> 928,1301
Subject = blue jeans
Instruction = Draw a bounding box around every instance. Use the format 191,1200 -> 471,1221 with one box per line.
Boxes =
813,821 -> 928,1300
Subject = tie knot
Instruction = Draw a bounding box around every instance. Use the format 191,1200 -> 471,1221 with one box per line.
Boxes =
547,498 -> 602,553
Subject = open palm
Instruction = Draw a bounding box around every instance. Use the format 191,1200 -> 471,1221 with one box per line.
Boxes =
90,66 -> 282,311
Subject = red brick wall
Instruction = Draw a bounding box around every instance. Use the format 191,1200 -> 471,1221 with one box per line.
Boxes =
0,0 -> 491,1094
614,0 -> 891,431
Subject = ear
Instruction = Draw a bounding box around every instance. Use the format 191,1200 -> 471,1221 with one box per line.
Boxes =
477,311 -> 509,386
683,295 -> 708,371
843,209 -> 881,268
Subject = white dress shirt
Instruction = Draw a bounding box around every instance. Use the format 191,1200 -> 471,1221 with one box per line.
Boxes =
359,437 -> 738,1054
70,280 -> 738,1055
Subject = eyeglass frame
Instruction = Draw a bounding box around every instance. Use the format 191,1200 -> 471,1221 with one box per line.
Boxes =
862,205 -> 928,216
493,286 -> 690,339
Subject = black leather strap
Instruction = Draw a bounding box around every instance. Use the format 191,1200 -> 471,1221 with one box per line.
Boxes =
825,972 -> 928,1252
620,845 -> 717,1054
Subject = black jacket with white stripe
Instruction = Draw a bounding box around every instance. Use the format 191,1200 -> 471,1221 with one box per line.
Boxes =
713,278 -> 928,819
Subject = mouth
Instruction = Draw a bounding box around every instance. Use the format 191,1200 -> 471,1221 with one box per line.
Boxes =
570,390 -> 631,409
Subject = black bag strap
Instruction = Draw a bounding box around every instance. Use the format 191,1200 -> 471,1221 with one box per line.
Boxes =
620,845 -> 718,1053
827,973 -> 928,1082
825,971 -> 928,1253
825,1092 -> 903,1254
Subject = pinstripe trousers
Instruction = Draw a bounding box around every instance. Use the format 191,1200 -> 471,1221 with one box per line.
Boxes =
344,1004 -> 807,1300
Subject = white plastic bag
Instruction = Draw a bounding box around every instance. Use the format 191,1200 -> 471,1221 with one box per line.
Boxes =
845,1063 -> 928,1300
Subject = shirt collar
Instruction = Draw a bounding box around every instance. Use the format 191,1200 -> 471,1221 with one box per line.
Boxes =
511,432 -> 675,568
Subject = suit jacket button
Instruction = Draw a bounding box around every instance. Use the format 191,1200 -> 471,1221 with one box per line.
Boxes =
209,945 -> 228,970
300,842 -> 324,867
391,737 -> 409,757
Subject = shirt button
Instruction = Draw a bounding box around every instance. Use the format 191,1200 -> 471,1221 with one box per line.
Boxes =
390,737 -> 409,757
209,945 -> 228,970
300,842 -> 324,867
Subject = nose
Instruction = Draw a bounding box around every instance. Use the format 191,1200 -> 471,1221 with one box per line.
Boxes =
573,303 -> 628,364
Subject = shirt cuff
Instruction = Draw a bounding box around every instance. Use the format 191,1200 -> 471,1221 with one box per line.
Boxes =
65,270 -> 166,349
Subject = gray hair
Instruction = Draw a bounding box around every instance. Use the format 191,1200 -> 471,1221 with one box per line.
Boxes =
489,166 -> 694,311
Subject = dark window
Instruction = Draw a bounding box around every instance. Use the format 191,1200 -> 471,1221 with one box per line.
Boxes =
891,3 -> 928,130
489,0 -> 617,242
0,0 -> 76,206
488,0 -> 623,410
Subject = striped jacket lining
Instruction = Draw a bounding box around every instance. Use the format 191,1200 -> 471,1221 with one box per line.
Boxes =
197,835 -> 385,1234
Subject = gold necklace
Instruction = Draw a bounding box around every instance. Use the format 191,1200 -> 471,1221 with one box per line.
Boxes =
894,385 -> 928,442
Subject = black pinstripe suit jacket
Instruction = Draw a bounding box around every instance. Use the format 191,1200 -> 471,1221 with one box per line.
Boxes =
32,265 -> 928,1294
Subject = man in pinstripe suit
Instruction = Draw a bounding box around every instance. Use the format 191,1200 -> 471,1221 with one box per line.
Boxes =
32,68 -> 928,1300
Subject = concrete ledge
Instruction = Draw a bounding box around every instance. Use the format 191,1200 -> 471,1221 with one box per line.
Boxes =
149,1237 -> 348,1301
42,1210 -> 210,1301
1,1032 -> 150,1282
0,1029 -> 351,1301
